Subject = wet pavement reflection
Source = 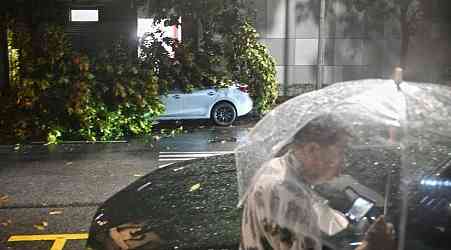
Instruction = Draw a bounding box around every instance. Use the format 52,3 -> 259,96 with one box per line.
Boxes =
0,118 -> 255,209
157,123 -> 252,153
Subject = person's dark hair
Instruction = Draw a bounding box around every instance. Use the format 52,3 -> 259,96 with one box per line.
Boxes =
274,114 -> 349,157
292,114 -> 349,146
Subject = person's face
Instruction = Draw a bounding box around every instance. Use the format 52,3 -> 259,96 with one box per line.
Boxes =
316,143 -> 346,182
294,139 -> 346,184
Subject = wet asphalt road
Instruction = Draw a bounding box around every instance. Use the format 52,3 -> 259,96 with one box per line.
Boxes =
0,118 -> 255,250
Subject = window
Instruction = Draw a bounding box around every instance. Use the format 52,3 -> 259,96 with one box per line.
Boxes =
70,9 -> 99,22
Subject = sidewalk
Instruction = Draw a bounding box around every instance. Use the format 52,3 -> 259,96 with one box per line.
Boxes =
0,141 -> 160,209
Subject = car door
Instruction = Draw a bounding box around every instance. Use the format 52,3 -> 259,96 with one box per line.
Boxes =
159,90 -> 184,118
179,88 -> 218,117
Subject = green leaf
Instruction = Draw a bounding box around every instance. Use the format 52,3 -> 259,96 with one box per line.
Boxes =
189,183 -> 201,192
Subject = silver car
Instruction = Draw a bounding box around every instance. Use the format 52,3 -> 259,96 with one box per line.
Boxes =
158,84 -> 253,126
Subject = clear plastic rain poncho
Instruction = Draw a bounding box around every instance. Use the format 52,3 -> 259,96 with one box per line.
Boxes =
236,79 -> 451,250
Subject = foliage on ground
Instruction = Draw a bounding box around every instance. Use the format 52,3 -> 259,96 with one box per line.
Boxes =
228,22 -> 278,114
0,1 -> 278,143
140,0 -> 278,114
0,22 -> 164,143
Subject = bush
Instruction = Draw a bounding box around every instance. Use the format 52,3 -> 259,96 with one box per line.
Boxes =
229,22 -> 278,114
139,30 -> 233,93
87,39 -> 164,141
139,20 -> 278,115
0,23 -> 164,143
142,0 -> 278,114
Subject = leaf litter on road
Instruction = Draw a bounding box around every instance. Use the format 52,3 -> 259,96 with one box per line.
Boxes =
0,219 -> 12,227
189,183 -> 201,192
34,221 -> 48,230
0,194 -> 9,206
49,210 -> 63,215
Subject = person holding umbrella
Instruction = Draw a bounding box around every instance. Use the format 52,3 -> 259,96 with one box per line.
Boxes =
239,114 -> 397,250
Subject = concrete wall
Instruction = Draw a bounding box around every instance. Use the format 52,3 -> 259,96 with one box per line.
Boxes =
251,0 -> 451,96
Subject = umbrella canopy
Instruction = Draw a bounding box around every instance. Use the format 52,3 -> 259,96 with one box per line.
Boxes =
236,79 -> 451,249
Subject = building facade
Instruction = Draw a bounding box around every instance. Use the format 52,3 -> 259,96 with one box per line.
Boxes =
251,0 -> 451,96
61,0 -> 138,55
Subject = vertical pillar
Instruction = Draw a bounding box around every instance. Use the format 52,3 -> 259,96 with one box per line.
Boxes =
316,0 -> 326,90
283,0 -> 294,96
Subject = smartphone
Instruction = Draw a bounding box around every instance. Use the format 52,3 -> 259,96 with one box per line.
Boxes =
346,197 -> 375,222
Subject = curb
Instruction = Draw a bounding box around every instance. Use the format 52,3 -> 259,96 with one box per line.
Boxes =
0,140 -> 129,148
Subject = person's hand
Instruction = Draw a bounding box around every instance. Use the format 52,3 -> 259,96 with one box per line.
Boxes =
355,216 -> 396,250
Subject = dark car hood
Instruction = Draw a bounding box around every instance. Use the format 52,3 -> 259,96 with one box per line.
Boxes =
87,150 -> 451,250
87,154 -> 241,249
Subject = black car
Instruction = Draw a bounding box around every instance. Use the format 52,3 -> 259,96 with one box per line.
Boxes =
86,154 -> 241,250
86,152 -> 451,250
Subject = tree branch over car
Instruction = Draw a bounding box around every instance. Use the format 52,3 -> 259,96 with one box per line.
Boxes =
138,0 -> 278,114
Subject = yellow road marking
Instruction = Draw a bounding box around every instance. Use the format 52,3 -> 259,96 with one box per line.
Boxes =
8,233 -> 88,241
8,233 -> 89,250
50,239 -> 68,250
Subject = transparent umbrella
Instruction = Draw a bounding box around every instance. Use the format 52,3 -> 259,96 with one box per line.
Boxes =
236,78 -> 451,250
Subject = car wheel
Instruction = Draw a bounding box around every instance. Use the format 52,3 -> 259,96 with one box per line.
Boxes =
211,102 -> 237,126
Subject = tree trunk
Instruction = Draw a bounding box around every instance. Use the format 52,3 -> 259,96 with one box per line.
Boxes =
181,15 -> 192,42
0,20 -> 9,90
181,13 -> 202,50
26,0 -> 41,57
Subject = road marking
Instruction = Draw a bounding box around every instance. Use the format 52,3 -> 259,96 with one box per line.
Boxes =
51,239 -> 67,250
159,158 -> 196,162
159,151 -> 234,154
8,233 -> 88,250
159,153 -> 228,158
158,151 -> 234,167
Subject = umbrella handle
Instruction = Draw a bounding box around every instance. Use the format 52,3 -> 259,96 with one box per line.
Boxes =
383,171 -> 392,217
393,67 -> 403,85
